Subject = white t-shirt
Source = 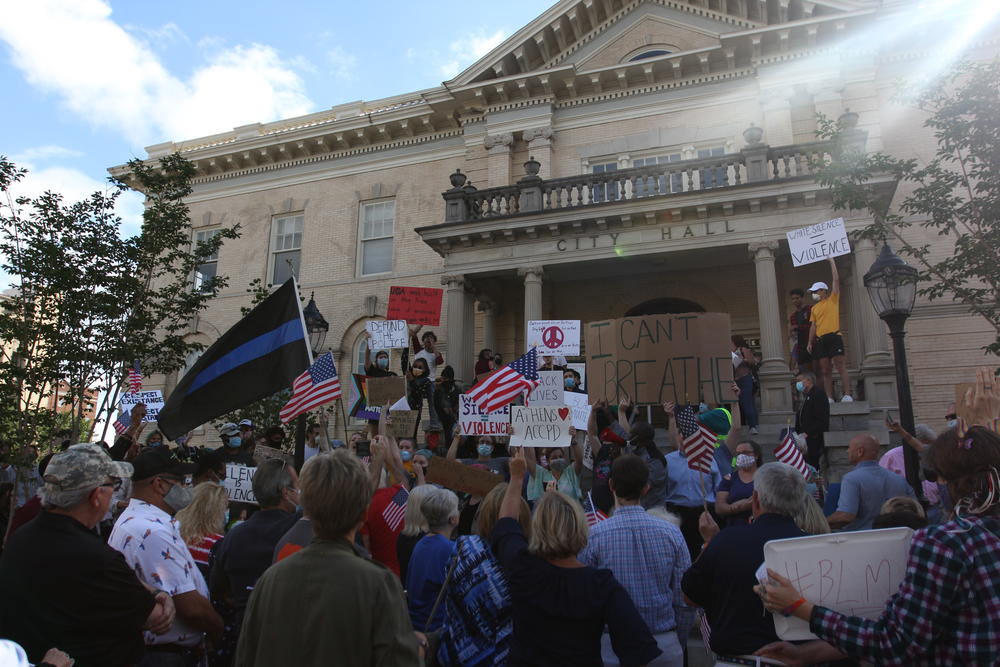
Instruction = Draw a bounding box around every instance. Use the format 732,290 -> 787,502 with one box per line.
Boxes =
304,444 -> 320,462
109,499 -> 210,647
414,348 -> 439,378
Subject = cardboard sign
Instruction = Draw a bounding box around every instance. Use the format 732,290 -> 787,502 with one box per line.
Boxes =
348,374 -> 381,421
786,217 -> 851,267
585,313 -> 732,405
527,371 -> 564,406
567,362 -> 586,390
763,528 -> 913,640
425,457 -> 502,498
224,464 -> 258,504
527,320 -> 581,356
366,319 -> 408,349
459,394 -> 511,436
563,392 -> 592,430
387,410 -> 419,439
253,445 -> 293,466
366,376 -> 407,407
120,390 -> 164,422
509,406 -> 572,448
387,286 -> 443,326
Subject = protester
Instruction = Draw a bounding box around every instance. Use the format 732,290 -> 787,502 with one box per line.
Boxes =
4,453 -> 53,539
217,423 -> 254,467
699,404 -> 737,477
588,400 -> 628,514
756,397 -> 1000,665
193,450 -> 226,485
682,462 -> 808,660
474,348 -> 494,377
396,484 -> 437,585
145,430 -> 165,448
447,432 -> 510,479
806,258 -> 854,402
235,451 -> 422,665
435,365 -> 461,440
794,370 -> 830,468
731,335 -> 759,434
364,334 -> 396,378
627,420 -> 669,510
11,444 -> 42,509
715,439 -> 762,528
410,323 -> 444,378
493,449 -> 661,666
303,422 -> 330,462
828,434 -> 915,531
562,368 -> 582,393
793,491 -> 831,535
238,419 -> 254,444
788,287 -> 814,373
109,448 -> 223,662
0,446 -> 174,666
362,435 -> 412,576
525,436 -> 584,503
407,357 -> 442,431
406,487 -> 460,632
413,448 -> 433,477
882,421 -> 939,503
580,454 -> 693,667
263,427 -> 285,450
176,481 -> 229,579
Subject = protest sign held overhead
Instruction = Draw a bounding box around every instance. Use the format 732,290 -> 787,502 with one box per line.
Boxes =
224,464 -> 258,504
526,371 -> 564,406
366,320 -> 408,349
387,286 -> 443,326
509,406 -> 572,448
387,410 -> 419,439
786,217 -> 851,267
348,373 -> 381,420
527,320 -> 580,356
253,445 -> 293,466
585,312 -> 732,405
563,392 -> 592,430
426,457 -> 502,498
459,394 -> 511,436
366,376 -> 407,407
120,390 -> 164,422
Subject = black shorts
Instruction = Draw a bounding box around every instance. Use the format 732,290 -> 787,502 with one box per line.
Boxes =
813,332 -> 845,359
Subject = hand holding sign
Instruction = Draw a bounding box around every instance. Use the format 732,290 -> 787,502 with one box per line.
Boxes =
366,320 -> 408,349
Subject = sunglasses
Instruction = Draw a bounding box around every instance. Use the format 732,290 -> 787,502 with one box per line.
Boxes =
100,478 -> 123,492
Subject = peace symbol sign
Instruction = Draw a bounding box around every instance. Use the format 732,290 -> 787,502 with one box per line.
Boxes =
542,326 -> 564,349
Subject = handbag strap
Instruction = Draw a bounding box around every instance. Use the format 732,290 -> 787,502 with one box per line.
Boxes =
424,539 -> 461,633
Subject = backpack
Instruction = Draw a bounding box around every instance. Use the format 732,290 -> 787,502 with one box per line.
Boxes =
436,535 -> 512,667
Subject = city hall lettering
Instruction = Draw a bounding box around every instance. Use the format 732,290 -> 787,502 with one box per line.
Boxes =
555,221 -> 736,252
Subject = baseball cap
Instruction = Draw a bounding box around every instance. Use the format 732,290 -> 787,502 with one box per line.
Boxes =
44,445 -> 133,493
219,422 -> 239,437
131,448 -> 197,482
238,419 -> 253,428
809,282 -> 829,292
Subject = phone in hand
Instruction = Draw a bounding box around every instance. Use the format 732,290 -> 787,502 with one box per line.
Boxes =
356,440 -> 371,458
885,410 -> 895,426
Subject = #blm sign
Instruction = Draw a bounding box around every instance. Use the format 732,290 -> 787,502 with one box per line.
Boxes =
459,394 -> 511,436
387,286 -> 443,326
509,406 -> 572,448
527,320 -> 581,356
366,320 -> 408,349
787,217 -> 851,267
762,528 -> 913,640
120,390 -> 164,423
527,371 -> 564,406
224,464 -> 257,504
585,313 -> 732,406
563,392 -> 592,430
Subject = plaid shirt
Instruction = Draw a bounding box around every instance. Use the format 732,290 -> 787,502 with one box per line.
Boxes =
811,514 -> 1000,665
579,505 -> 694,636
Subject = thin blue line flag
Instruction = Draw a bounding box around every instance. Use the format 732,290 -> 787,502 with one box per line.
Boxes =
157,278 -> 310,439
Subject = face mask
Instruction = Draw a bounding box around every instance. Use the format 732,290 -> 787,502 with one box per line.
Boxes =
377,357 -> 389,369
400,450 -> 413,462
564,377 -> 576,389
736,454 -> 756,469
412,368 -> 425,377
811,293 -> 821,301
795,381 -> 805,393
698,402 -> 709,414
549,459 -> 568,474
163,483 -> 193,512
477,444 -> 493,458
227,436 -> 242,449
149,441 -> 163,447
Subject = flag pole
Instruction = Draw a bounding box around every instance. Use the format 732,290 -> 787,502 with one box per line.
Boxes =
291,275 -> 315,366
291,275 -> 314,471
699,470 -> 708,513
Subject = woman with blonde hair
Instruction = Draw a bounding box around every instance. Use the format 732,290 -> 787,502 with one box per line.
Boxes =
492,448 -> 660,665
395,484 -> 437,585
175,481 -> 229,578
793,493 -> 831,535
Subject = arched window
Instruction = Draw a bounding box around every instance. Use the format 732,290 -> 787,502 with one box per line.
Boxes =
353,334 -> 368,375
628,49 -> 671,62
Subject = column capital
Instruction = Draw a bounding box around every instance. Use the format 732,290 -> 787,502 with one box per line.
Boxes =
523,126 -> 553,143
477,296 -> 496,313
748,240 -> 780,260
517,266 -> 545,281
484,132 -> 513,150
441,274 -> 467,289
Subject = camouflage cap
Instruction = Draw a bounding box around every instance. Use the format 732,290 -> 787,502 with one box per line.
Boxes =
43,444 -> 133,493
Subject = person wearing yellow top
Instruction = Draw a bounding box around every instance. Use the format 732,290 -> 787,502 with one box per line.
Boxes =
806,258 -> 853,403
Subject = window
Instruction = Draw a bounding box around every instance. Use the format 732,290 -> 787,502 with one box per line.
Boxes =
271,214 -> 303,285
354,335 -> 368,375
629,50 -> 671,61
193,229 -> 221,292
632,154 -> 684,196
590,162 -> 619,203
698,146 -> 727,189
359,200 -> 395,276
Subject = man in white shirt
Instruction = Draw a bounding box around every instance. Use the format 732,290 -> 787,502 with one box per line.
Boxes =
110,449 -> 223,665
409,324 -> 444,378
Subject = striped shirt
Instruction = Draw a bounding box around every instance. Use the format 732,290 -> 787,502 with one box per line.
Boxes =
188,533 -> 224,568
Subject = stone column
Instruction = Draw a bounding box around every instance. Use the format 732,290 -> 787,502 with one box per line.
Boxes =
749,241 -> 795,417
523,127 -> 553,178
478,297 -> 497,353
852,238 -> 897,407
484,133 -> 513,187
442,274 -> 471,385
518,266 -> 544,325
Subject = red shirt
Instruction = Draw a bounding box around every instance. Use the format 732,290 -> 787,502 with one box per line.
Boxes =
362,484 -> 406,576
5,495 -> 42,539
187,533 -> 223,567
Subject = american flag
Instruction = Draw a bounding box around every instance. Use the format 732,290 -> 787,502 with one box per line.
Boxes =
279,353 -> 343,423
684,422 -> 717,474
127,360 -> 143,393
775,430 -> 810,478
673,403 -> 699,438
381,485 -> 408,532
113,407 -> 131,435
467,348 -> 540,414
583,491 -> 607,527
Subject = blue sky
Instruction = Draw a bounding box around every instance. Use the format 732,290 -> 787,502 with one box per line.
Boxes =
0,0 -> 548,235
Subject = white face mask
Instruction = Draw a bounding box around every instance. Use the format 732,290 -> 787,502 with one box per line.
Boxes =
736,454 -> 756,469
811,292 -> 821,301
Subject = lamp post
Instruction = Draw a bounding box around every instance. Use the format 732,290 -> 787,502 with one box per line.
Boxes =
863,242 -> 922,498
294,293 -> 329,469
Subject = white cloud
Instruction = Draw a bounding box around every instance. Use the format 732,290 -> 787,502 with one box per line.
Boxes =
125,21 -> 188,49
0,0 -> 314,146
10,145 -> 83,164
440,29 -> 507,78
327,46 -> 358,81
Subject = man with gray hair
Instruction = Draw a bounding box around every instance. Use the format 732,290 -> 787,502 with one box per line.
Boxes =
682,463 -> 808,662
0,445 -> 175,665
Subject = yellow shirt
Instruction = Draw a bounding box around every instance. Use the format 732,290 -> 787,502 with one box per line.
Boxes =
810,292 -> 840,336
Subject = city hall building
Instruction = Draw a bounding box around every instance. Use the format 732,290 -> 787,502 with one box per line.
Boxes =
130,0 -> 998,446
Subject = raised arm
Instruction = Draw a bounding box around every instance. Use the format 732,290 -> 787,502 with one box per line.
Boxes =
369,437 -> 387,489
522,439 -> 538,478
570,428 -> 584,476
829,257 -> 840,296
499,448 -> 527,520
725,384 -> 742,452
662,401 -> 680,449
382,434 -> 411,491
589,400 -> 603,458
617,398 -> 632,433
446,432 -> 461,460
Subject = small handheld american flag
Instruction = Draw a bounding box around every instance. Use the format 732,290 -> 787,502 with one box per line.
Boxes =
775,430 -> 811,479
279,352 -> 342,423
583,491 -> 607,527
127,360 -> 143,394
112,408 -> 131,435
673,403 -> 699,438
467,348 -> 540,414
683,423 -> 717,474
381,485 -> 409,532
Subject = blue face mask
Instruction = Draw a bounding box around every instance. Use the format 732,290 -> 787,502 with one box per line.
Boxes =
400,450 -> 413,462
795,381 -> 805,393
377,356 -> 389,369
227,436 -> 242,449
564,377 -> 576,389
478,444 -> 493,458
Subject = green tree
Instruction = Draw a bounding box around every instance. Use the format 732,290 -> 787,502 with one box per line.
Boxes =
811,59 -> 1000,357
